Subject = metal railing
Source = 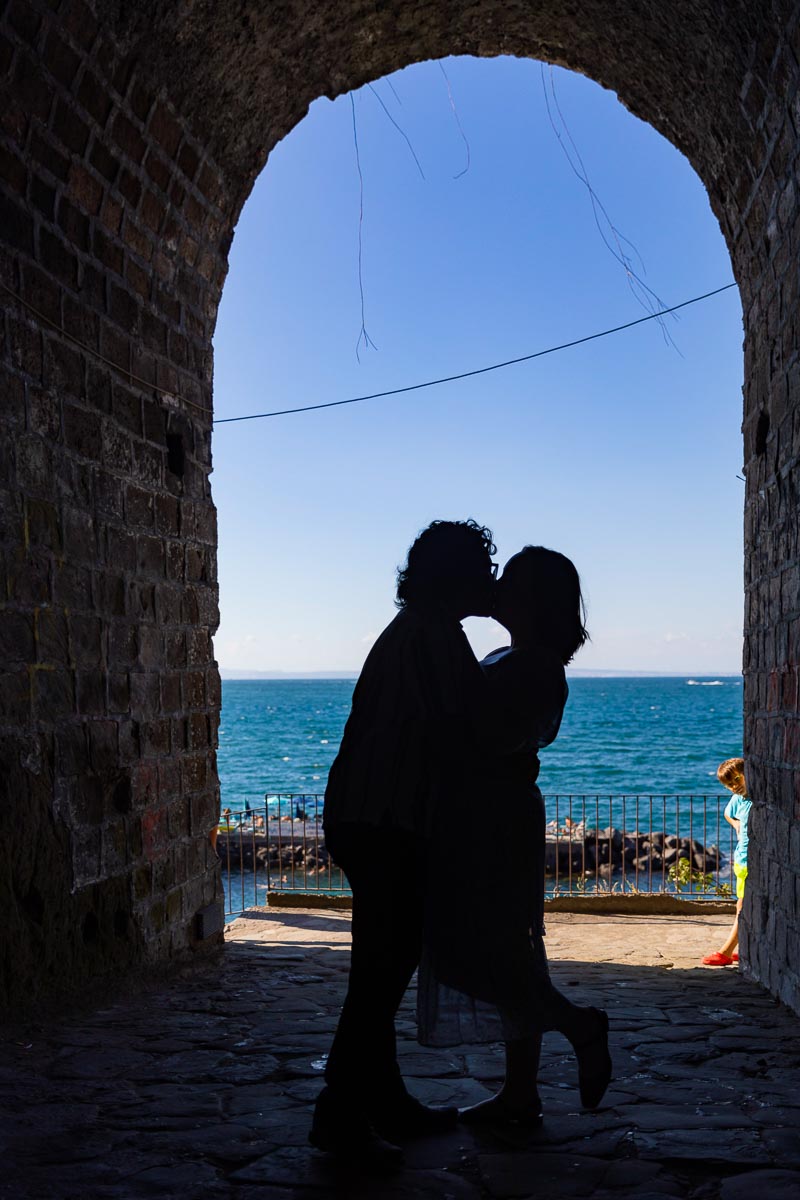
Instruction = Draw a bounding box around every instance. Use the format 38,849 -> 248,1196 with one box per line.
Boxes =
216,793 -> 739,918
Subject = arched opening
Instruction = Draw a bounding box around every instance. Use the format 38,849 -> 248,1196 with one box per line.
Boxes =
213,57 -> 744,679
212,56 -> 745,909
1,1 -> 796,1013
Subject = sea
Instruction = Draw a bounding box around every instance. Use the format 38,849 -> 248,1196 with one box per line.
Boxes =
218,674 -> 744,818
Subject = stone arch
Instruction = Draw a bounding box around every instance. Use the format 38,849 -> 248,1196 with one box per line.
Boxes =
0,0 -> 797,1010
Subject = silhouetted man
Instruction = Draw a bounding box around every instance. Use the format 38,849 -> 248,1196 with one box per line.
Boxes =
309,519 -> 497,1168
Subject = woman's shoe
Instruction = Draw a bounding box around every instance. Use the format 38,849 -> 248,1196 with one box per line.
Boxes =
574,1007 -> 612,1110
732,952 -> 739,962
701,951 -> 734,966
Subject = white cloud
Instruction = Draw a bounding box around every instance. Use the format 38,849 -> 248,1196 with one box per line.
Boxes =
224,634 -> 257,656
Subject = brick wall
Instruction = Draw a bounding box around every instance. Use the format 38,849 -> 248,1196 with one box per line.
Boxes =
0,0 -> 228,1005
737,12 -> 800,1002
1,0 -> 799,1010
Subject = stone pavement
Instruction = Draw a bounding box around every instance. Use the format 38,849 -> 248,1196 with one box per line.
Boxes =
2,909 -> 800,1199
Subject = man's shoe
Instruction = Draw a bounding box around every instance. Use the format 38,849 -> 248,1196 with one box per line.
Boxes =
574,1007 -> 612,1110
373,1094 -> 458,1140
309,1087 -> 404,1171
459,1093 -> 544,1131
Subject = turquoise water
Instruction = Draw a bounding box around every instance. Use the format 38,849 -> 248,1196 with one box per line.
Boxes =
218,675 -> 744,811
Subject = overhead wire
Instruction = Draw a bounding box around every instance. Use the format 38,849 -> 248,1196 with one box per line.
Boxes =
214,282 -> 737,424
1,276 -> 737,427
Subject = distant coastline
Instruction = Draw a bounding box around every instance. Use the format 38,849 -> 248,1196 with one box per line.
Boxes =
219,667 -> 743,681
219,669 -> 360,680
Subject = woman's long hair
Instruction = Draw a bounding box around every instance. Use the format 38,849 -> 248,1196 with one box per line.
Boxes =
504,546 -> 589,664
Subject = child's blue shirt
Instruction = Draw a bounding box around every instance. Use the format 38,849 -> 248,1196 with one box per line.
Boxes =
724,793 -> 751,867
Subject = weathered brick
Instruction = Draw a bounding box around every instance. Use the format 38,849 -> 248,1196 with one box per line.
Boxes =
13,432 -> 50,500
77,67 -> 113,126
44,29 -> 80,89
148,102 -> 181,156
63,403 -> 101,459
67,161 -> 103,215
0,140 -> 27,192
88,719 -> 118,772
0,190 -> 34,254
32,666 -> 74,718
8,2 -> 41,46
117,166 -> 141,209
52,562 -> 92,609
111,109 -> 146,163
108,621 -> 138,666
89,136 -> 119,184
13,52 -> 51,120
62,507 -> 95,563
53,97 -> 91,156
137,623 -> 161,668
0,667 -> 30,722
0,608 -> 35,663
76,668 -> 105,715
68,613 -> 102,666
136,534 -> 165,578
124,484 -> 153,528
39,228 -> 79,289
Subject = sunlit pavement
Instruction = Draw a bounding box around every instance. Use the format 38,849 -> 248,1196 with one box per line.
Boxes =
3,909 -> 799,1199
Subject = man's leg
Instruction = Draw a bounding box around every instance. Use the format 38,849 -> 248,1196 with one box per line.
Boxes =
324,824 -> 424,1103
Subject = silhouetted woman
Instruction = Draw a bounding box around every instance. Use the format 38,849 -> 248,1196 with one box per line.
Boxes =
418,546 -> 612,1127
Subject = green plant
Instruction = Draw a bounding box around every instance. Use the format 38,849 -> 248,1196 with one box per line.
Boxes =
668,856 -> 731,896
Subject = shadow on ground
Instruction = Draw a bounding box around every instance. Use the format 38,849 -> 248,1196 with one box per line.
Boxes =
2,911 -> 799,1199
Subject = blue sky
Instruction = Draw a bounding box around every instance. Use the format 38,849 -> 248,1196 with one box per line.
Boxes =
211,56 -> 744,675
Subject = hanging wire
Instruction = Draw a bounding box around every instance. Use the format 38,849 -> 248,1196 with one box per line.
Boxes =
541,65 -> 678,350
385,76 -> 403,106
438,61 -> 471,179
350,93 -> 379,361
367,83 -> 426,179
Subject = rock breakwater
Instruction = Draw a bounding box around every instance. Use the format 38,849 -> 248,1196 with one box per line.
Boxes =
216,820 -> 725,880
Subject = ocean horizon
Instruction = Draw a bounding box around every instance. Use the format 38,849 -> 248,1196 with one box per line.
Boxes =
218,674 -> 744,814
219,667 -> 742,680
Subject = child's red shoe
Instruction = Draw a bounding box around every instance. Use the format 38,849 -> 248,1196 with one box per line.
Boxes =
701,951 -> 734,966
732,953 -> 739,962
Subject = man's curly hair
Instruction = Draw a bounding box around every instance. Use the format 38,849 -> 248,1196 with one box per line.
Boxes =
396,519 -> 495,609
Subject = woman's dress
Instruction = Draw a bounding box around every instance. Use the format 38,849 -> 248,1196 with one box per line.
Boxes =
417,643 -> 568,1047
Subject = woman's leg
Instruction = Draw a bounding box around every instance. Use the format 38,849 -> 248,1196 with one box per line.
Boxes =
503,1035 -> 543,1104
460,1033 -> 543,1125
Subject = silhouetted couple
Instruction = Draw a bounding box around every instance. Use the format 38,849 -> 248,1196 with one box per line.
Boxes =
310,520 -> 611,1169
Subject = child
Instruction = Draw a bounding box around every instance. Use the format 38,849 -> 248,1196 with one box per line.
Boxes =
701,757 -> 751,966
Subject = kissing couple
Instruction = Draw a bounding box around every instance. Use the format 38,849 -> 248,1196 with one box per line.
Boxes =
310,519 -> 612,1169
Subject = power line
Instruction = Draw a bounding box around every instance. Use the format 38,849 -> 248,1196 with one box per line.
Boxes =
1,277 -> 737,426
214,282 -> 738,425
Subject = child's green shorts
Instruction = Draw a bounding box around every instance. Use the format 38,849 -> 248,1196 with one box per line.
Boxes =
733,861 -> 748,900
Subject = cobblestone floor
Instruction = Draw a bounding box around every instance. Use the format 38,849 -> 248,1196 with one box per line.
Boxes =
2,909 -> 800,1199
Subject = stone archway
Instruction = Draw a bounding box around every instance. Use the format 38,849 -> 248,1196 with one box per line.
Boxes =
0,1 -> 797,1011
